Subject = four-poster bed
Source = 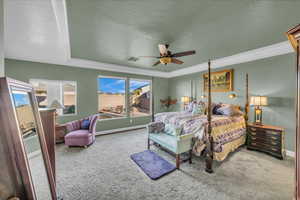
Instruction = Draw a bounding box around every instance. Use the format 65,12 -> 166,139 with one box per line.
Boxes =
149,60 -> 250,173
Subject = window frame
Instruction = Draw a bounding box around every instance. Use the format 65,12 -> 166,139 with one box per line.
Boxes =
97,75 -> 128,121
97,76 -> 152,121
29,79 -> 78,116
128,78 -> 152,118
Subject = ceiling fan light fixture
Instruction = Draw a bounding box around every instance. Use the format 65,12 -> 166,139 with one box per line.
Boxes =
159,57 -> 172,64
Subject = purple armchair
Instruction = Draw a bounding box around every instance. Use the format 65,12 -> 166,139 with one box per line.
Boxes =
64,114 -> 98,147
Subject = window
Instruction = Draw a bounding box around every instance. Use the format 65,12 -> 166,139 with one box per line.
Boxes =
129,79 -> 151,117
30,79 -> 77,115
98,76 -> 126,119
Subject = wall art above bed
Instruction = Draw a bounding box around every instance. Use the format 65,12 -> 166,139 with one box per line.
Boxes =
203,69 -> 233,92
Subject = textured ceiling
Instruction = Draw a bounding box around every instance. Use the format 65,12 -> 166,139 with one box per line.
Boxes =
66,0 -> 300,72
5,0 -> 68,62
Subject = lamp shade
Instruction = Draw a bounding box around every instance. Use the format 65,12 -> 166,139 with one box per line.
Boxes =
250,96 -> 268,106
181,96 -> 190,103
50,99 -> 65,109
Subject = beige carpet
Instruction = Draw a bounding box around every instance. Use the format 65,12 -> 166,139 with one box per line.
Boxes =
56,128 -> 294,200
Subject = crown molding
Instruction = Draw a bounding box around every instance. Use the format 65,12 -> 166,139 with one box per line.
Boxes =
6,40 -> 294,79
5,55 -> 170,78
168,41 -> 294,78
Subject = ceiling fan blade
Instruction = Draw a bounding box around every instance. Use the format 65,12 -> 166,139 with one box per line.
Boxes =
171,58 -> 184,64
152,60 -> 161,66
171,50 -> 196,58
158,44 -> 168,56
138,56 -> 160,58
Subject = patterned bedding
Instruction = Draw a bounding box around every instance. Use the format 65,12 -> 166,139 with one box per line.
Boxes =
154,112 -> 246,161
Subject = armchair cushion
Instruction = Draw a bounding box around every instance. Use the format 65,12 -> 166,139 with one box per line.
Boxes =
88,115 -> 98,134
81,119 -> 90,130
66,120 -> 81,133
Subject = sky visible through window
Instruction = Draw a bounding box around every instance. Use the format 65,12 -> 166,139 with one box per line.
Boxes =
98,78 -> 149,94
13,92 -> 30,107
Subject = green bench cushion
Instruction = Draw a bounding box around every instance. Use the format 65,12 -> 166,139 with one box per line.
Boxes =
149,132 -> 194,154
149,133 -> 177,153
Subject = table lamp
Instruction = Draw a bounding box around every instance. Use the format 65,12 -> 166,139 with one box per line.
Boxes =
50,100 -> 65,124
250,96 -> 268,125
181,96 -> 190,111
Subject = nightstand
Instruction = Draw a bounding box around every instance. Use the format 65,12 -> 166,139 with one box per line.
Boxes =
247,123 -> 286,159
55,124 -> 67,144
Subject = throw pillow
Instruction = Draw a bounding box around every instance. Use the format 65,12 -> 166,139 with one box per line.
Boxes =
192,102 -> 205,115
212,103 -> 222,115
217,104 -> 243,116
186,101 -> 195,112
81,119 -> 90,130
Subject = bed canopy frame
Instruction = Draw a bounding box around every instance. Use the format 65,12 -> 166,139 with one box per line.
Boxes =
151,61 -> 250,173
205,60 -> 249,173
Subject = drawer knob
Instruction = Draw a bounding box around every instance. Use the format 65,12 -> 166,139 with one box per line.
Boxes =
271,136 -> 277,140
251,132 -> 257,136
271,142 -> 277,145
271,148 -> 277,151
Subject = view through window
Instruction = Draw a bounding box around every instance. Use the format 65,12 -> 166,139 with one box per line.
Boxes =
129,79 -> 151,117
98,77 -> 126,119
98,77 -> 151,119
30,79 -> 77,115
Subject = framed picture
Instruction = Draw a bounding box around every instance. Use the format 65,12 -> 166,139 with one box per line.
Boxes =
203,69 -> 233,92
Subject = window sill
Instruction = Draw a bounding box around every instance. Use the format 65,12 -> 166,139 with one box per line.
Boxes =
98,116 -> 127,122
97,115 -> 152,122
59,113 -> 77,117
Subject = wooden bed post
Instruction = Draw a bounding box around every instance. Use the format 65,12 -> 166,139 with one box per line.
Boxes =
205,60 -> 214,173
151,77 -> 155,122
245,73 -> 250,123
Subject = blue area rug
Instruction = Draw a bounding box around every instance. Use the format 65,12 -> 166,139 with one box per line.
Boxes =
130,150 -> 176,180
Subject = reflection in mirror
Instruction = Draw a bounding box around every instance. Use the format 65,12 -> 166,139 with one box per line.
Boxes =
12,90 -> 52,200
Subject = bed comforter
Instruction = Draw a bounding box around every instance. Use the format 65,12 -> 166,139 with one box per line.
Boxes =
155,112 -> 246,161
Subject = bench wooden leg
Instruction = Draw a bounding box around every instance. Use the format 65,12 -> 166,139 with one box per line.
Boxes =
189,149 -> 192,164
176,154 -> 180,169
147,138 -> 150,150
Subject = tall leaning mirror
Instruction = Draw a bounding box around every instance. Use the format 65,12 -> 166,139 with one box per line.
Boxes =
0,78 -> 57,200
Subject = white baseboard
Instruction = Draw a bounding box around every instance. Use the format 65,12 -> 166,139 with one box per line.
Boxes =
286,150 -> 295,158
96,124 -> 147,136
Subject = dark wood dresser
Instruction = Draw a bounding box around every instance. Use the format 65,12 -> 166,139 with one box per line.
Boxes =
55,124 -> 67,143
247,123 -> 286,159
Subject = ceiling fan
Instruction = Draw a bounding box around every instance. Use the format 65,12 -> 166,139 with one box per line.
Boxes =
137,44 -> 196,67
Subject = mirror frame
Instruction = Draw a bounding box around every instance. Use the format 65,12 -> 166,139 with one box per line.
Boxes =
287,24 -> 300,200
0,77 -> 57,200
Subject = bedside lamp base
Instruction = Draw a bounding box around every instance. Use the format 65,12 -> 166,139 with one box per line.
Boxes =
254,106 -> 263,125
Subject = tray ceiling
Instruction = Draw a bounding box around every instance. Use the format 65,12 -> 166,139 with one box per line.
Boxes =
4,0 -> 300,75
66,0 -> 300,72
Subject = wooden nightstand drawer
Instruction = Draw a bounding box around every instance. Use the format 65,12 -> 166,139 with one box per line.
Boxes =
247,123 -> 285,159
250,136 -> 281,147
248,130 -> 281,141
248,141 -> 282,156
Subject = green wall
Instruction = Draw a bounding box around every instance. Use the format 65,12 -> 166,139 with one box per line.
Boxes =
5,54 -> 297,151
168,54 -> 296,151
5,59 -> 169,132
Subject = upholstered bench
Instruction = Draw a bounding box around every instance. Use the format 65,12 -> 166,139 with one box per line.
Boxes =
147,122 -> 194,169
